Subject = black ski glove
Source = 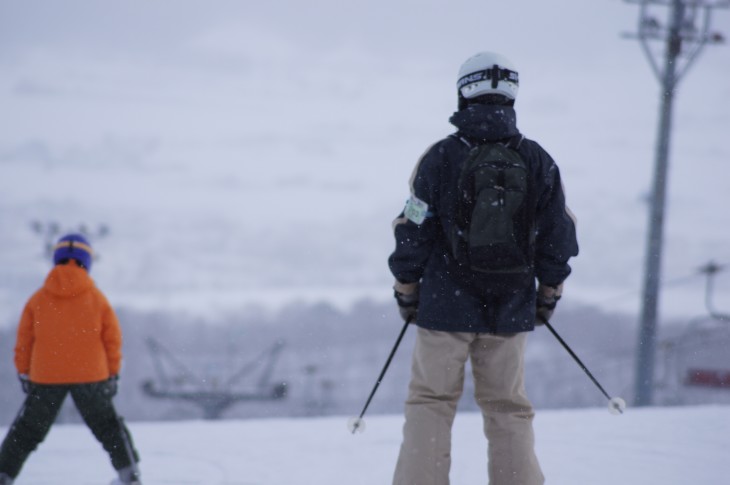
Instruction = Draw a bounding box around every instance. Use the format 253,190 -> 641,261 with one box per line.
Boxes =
394,281 -> 419,323
18,373 -> 32,394
536,283 -> 563,324
104,374 -> 119,398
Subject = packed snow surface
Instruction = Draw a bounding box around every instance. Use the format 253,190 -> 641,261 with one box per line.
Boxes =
2,405 -> 728,484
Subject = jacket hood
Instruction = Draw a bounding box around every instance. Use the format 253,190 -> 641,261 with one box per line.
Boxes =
43,263 -> 95,298
449,104 -> 520,142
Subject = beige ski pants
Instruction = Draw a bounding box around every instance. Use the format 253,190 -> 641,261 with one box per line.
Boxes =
393,327 -> 544,485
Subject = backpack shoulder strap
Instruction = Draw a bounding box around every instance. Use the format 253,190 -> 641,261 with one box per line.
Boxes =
504,134 -> 525,150
449,133 -> 474,149
450,133 -> 524,150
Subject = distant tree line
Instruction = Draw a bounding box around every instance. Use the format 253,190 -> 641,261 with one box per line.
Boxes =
1,298 -> 727,425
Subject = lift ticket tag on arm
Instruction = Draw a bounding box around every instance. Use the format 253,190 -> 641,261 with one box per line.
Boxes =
404,194 -> 429,225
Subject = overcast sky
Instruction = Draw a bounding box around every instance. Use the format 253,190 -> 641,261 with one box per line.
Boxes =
1,0 -> 728,319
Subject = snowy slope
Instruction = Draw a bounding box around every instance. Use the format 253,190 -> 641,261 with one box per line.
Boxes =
1,0 -> 729,324
2,406 -> 728,485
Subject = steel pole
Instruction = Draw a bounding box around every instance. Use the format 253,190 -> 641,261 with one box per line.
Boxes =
634,0 -> 683,407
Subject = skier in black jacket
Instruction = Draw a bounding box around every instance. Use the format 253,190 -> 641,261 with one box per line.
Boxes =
389,51 -> 578,485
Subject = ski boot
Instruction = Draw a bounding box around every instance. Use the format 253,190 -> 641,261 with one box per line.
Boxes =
110,465 -> 142,485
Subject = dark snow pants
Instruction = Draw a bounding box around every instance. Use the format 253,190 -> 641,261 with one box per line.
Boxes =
0,381 -> 139,479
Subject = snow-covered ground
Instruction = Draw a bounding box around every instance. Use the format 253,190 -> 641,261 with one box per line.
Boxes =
2,405 -> 728,484
1,0 -> 729,324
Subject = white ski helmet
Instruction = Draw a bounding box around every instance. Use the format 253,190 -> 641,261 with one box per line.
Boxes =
457,51 -> 519,102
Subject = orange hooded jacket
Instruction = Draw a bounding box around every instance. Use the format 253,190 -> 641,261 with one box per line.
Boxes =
14,262 -> 122,384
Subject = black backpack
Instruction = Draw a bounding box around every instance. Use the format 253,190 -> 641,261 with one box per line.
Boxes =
450,135 -> 534,276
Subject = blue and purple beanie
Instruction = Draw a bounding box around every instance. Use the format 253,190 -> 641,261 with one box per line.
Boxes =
53,233 -> 93,271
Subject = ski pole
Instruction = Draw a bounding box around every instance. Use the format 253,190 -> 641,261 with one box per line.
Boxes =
542,319 -> 626,415
349,316 -> 412,434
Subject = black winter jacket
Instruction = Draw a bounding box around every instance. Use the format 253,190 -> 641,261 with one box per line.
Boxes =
388,104 -> 578,334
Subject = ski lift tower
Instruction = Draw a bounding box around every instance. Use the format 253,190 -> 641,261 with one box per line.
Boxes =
31,220 -> 110,259
623,0 -> 729,406
141,338 -> 288,419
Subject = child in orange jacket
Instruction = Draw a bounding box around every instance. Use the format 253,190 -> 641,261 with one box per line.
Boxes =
0,234 -> 141,485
